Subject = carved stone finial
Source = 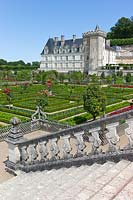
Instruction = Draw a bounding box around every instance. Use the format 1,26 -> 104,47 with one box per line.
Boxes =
10,117 -> 21,126
6,117 -> 23,142
31,106 -> 47,121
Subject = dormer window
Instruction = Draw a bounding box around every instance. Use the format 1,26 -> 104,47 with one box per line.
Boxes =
64,46 -> 70,53
71,46 -> 77,53
54,47 -> 58,54
44,46 -> 48,54
79,44 -> 83,52
59,47 -> 63,54
66,47 -> 70,53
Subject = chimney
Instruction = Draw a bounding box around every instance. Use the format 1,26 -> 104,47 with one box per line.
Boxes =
54,37 -> 58,45
61,35 -> 65,46
73,35 -> 76,43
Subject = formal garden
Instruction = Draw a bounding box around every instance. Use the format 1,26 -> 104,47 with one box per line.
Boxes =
0,77 -> 132,126
0,60 -> 133,126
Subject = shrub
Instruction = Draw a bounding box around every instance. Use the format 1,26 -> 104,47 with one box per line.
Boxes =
110,38 -> 133,46
73,116 -> 87,124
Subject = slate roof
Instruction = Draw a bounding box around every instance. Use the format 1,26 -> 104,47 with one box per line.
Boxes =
41,38 -> 116,55
41,38 -> 83,55
105,44 -> 116,52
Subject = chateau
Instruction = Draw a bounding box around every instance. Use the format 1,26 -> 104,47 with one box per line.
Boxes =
39,26 -> 119,74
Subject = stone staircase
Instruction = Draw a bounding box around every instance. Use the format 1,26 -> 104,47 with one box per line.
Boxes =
0,160 -> 132,200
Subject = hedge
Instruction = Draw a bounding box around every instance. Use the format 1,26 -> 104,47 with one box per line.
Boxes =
110,38 -> 133,46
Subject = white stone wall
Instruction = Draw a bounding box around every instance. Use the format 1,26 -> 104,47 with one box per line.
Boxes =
40,28 -> 119,74
103,49 -> 116,66
40,52 -> 84,72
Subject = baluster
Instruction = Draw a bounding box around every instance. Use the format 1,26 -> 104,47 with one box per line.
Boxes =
74,131 -> 85,157
39,141 -> 48,161
125,121 -> 133,148
28,144 -> 38,163
106,126 -> 120,152
60,134 -> 72,159
49,138 -> 59,160
20,145 -> 29,163
89,130 -> 102,154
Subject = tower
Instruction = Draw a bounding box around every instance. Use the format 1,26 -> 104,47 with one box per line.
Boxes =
83,26 -> 107,74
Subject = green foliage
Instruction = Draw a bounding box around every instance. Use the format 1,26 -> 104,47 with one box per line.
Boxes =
68,71 -> 83,84
0,59 -> 7,65
83,85 -> 106,120
107,17 -> 133,39
0,83 -> 132,125
125,72 -> 132,83
58,73 -> 67,83
119,119 -> 126,125
0,59 -> 39,71
90,74 -> 99,83
112,73 -> 117,83
16,70 -> 31,81
117,71 -> 123,77
36,94 -> 48,110
110,38 -> 133,46
100,72 -> 105,79
73,116 -> 87,124
0,111 -> 29,123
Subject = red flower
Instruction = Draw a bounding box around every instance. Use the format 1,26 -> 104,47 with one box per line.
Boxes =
3,88 -> 11,94
113,85 -> 133,89
46,79 -> 52,87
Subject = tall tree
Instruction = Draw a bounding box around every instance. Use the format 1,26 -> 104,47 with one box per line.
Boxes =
83,85 -> 106,120
107,17 -> 133,39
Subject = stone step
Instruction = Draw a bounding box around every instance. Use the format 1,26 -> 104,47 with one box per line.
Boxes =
87,160 -> 132,200
91,162 -> 133,200
57,161 -> 115,200
0,160 -> 132,200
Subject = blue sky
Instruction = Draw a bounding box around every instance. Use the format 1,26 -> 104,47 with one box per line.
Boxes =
0,0 -> 132,63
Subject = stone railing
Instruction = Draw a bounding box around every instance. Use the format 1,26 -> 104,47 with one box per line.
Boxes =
0,120 -> 41,141
5,110 -> 133,172
0,118 -> 69,141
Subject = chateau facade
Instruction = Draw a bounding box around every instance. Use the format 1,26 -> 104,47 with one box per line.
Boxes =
40,26 -> 116,74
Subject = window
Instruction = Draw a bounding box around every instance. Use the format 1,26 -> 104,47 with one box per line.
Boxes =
44,47 -> 48,54
55,56 -> 57,61
66,56 -> 68,61
59,48 -> 63,53
73,55 -> 75,60
80,55 -> 82,60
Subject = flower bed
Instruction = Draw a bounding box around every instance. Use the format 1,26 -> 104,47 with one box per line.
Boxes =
112,85 -> 133,89
108,105 -> 133,116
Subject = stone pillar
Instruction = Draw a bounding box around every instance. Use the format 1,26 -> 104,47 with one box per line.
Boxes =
5,117 -> 24,171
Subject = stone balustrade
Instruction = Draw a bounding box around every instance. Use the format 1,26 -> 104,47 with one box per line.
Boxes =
5,110 -> 133,172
